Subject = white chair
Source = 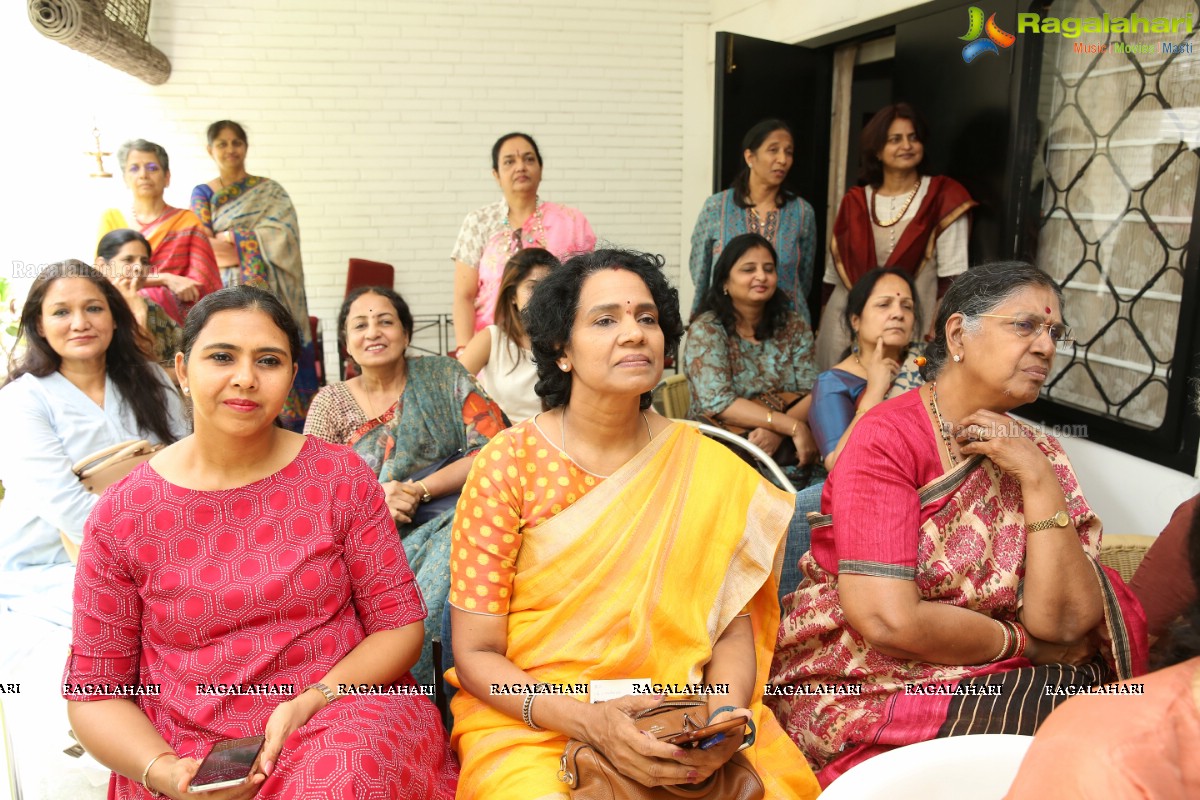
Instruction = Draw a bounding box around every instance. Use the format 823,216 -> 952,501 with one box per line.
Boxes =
679,420 -> 796,493
820,733 -> 1034,800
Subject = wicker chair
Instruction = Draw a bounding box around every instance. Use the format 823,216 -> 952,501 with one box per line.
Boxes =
652,374 -> 690,419
1097,534 -> 1156,583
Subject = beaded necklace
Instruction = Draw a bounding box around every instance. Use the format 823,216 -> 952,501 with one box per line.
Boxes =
502,199 -> 547,256
927,382 -> 958,466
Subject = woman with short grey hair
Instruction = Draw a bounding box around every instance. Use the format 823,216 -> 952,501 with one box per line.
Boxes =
97,138 -> 220,325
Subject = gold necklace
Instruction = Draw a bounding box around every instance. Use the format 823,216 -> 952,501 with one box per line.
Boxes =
870,179 -> 921,228
560,408 -> 652,479
927,382 -> 958,466
361,372 -> 406,420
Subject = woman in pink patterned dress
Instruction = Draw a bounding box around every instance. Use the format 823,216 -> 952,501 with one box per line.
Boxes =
64,285 -> 457,799
768,261 -> 1148,787
449,132 -> 595,352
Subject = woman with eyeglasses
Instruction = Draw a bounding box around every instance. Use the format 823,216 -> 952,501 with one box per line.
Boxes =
98,139 -> 221,325
769,261 -> 1148,788
449,132 -> 595,354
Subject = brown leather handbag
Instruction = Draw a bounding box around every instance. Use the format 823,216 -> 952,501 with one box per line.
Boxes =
557,698 -> 764,800
700,390 -> 803,437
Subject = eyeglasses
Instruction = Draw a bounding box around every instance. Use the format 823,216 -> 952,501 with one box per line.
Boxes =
125,162 -> 162,175
977,314 -> 1074,345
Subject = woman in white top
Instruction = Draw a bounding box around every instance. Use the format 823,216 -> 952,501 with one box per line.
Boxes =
460,248 -> 559,423
0,261 -> 187,630
815,103 -> 976,368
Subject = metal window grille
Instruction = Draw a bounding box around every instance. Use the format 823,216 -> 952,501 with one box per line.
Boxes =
1033,0 -> 1198,429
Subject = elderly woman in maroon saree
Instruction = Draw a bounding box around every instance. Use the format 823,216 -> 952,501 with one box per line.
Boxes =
769,262 -> 1147,787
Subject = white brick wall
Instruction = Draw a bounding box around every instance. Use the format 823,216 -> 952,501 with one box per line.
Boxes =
1,0 -> 707,368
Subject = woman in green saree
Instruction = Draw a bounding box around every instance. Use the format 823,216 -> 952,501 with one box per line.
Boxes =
305,286 -> 508,686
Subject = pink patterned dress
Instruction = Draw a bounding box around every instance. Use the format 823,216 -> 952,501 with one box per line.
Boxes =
64,437 -> 458,799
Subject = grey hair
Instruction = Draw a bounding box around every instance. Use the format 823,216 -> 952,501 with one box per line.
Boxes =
117,139 -> 170,173
921,261 -> 1064,381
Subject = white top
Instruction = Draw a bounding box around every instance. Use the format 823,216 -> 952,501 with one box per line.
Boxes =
479,325 -> 542,424
0,367 -> 188,627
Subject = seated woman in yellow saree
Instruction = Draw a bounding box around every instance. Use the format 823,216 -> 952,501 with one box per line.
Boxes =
447,249 -> 820,799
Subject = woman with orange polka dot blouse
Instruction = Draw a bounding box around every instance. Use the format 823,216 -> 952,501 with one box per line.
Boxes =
444,249 -> 820,799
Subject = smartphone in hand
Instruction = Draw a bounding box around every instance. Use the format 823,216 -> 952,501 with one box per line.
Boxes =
660,716 -> 747,748
187,735 -> 266,793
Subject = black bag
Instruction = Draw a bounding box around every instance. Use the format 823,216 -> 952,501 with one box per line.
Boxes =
404,450 -> 467,528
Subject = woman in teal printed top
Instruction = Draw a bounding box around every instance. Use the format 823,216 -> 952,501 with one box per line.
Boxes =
683,233 -> 820,487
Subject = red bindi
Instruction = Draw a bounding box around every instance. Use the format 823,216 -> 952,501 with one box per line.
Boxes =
1045,306 -> 1051,314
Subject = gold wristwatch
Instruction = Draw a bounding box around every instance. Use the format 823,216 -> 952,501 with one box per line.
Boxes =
1026,510 -> 1070,534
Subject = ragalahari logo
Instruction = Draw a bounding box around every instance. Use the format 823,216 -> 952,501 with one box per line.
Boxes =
960,7 -> 1016,63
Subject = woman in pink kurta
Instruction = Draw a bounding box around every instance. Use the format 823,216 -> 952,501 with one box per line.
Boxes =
450,133 -> 595,350
64,285 -> 457,799
472,200 -> 593,331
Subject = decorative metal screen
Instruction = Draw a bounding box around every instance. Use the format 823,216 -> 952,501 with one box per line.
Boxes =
1034,0 -> 1198,428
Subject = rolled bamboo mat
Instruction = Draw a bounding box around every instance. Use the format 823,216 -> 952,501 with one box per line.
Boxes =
27,0 -> 171,85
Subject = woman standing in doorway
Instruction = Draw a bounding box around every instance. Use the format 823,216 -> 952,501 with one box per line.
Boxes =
815,103 -> 975,367
689,118 -> 817,323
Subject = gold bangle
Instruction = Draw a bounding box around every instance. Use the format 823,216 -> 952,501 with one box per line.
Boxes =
988,619 -> 1012,663
790,420 -> 799,437
415,480 -> 433,503
766,410 -> 774,427
141,750 -> 175,798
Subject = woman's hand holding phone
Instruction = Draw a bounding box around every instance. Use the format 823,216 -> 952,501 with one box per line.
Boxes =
664,707 -> 752,784
259,693 -> 323,779
158,752 -> 266,799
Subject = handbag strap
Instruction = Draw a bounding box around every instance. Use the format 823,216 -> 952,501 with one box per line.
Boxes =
73,439 -> 154,478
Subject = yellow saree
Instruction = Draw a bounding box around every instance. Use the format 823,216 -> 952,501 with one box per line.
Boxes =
448,423 -> 820,799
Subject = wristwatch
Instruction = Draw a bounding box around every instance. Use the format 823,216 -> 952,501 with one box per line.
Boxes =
304,682 -> 340,705
1026,510 -> 1070,534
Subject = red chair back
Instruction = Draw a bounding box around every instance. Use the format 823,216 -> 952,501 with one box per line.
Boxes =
309,316 -> 326,387
340,259 -> 394,380
346,258 -> 394,294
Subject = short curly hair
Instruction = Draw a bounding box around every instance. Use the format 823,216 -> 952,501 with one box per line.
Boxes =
524,249 -> 684,411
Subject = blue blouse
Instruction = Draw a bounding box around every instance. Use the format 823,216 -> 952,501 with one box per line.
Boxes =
810,370 -> 868,459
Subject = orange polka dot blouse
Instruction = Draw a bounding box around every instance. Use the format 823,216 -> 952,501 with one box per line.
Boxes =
449,417 -> 601,615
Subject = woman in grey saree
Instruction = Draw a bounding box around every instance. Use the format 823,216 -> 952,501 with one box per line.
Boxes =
192,120 -> 317,430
